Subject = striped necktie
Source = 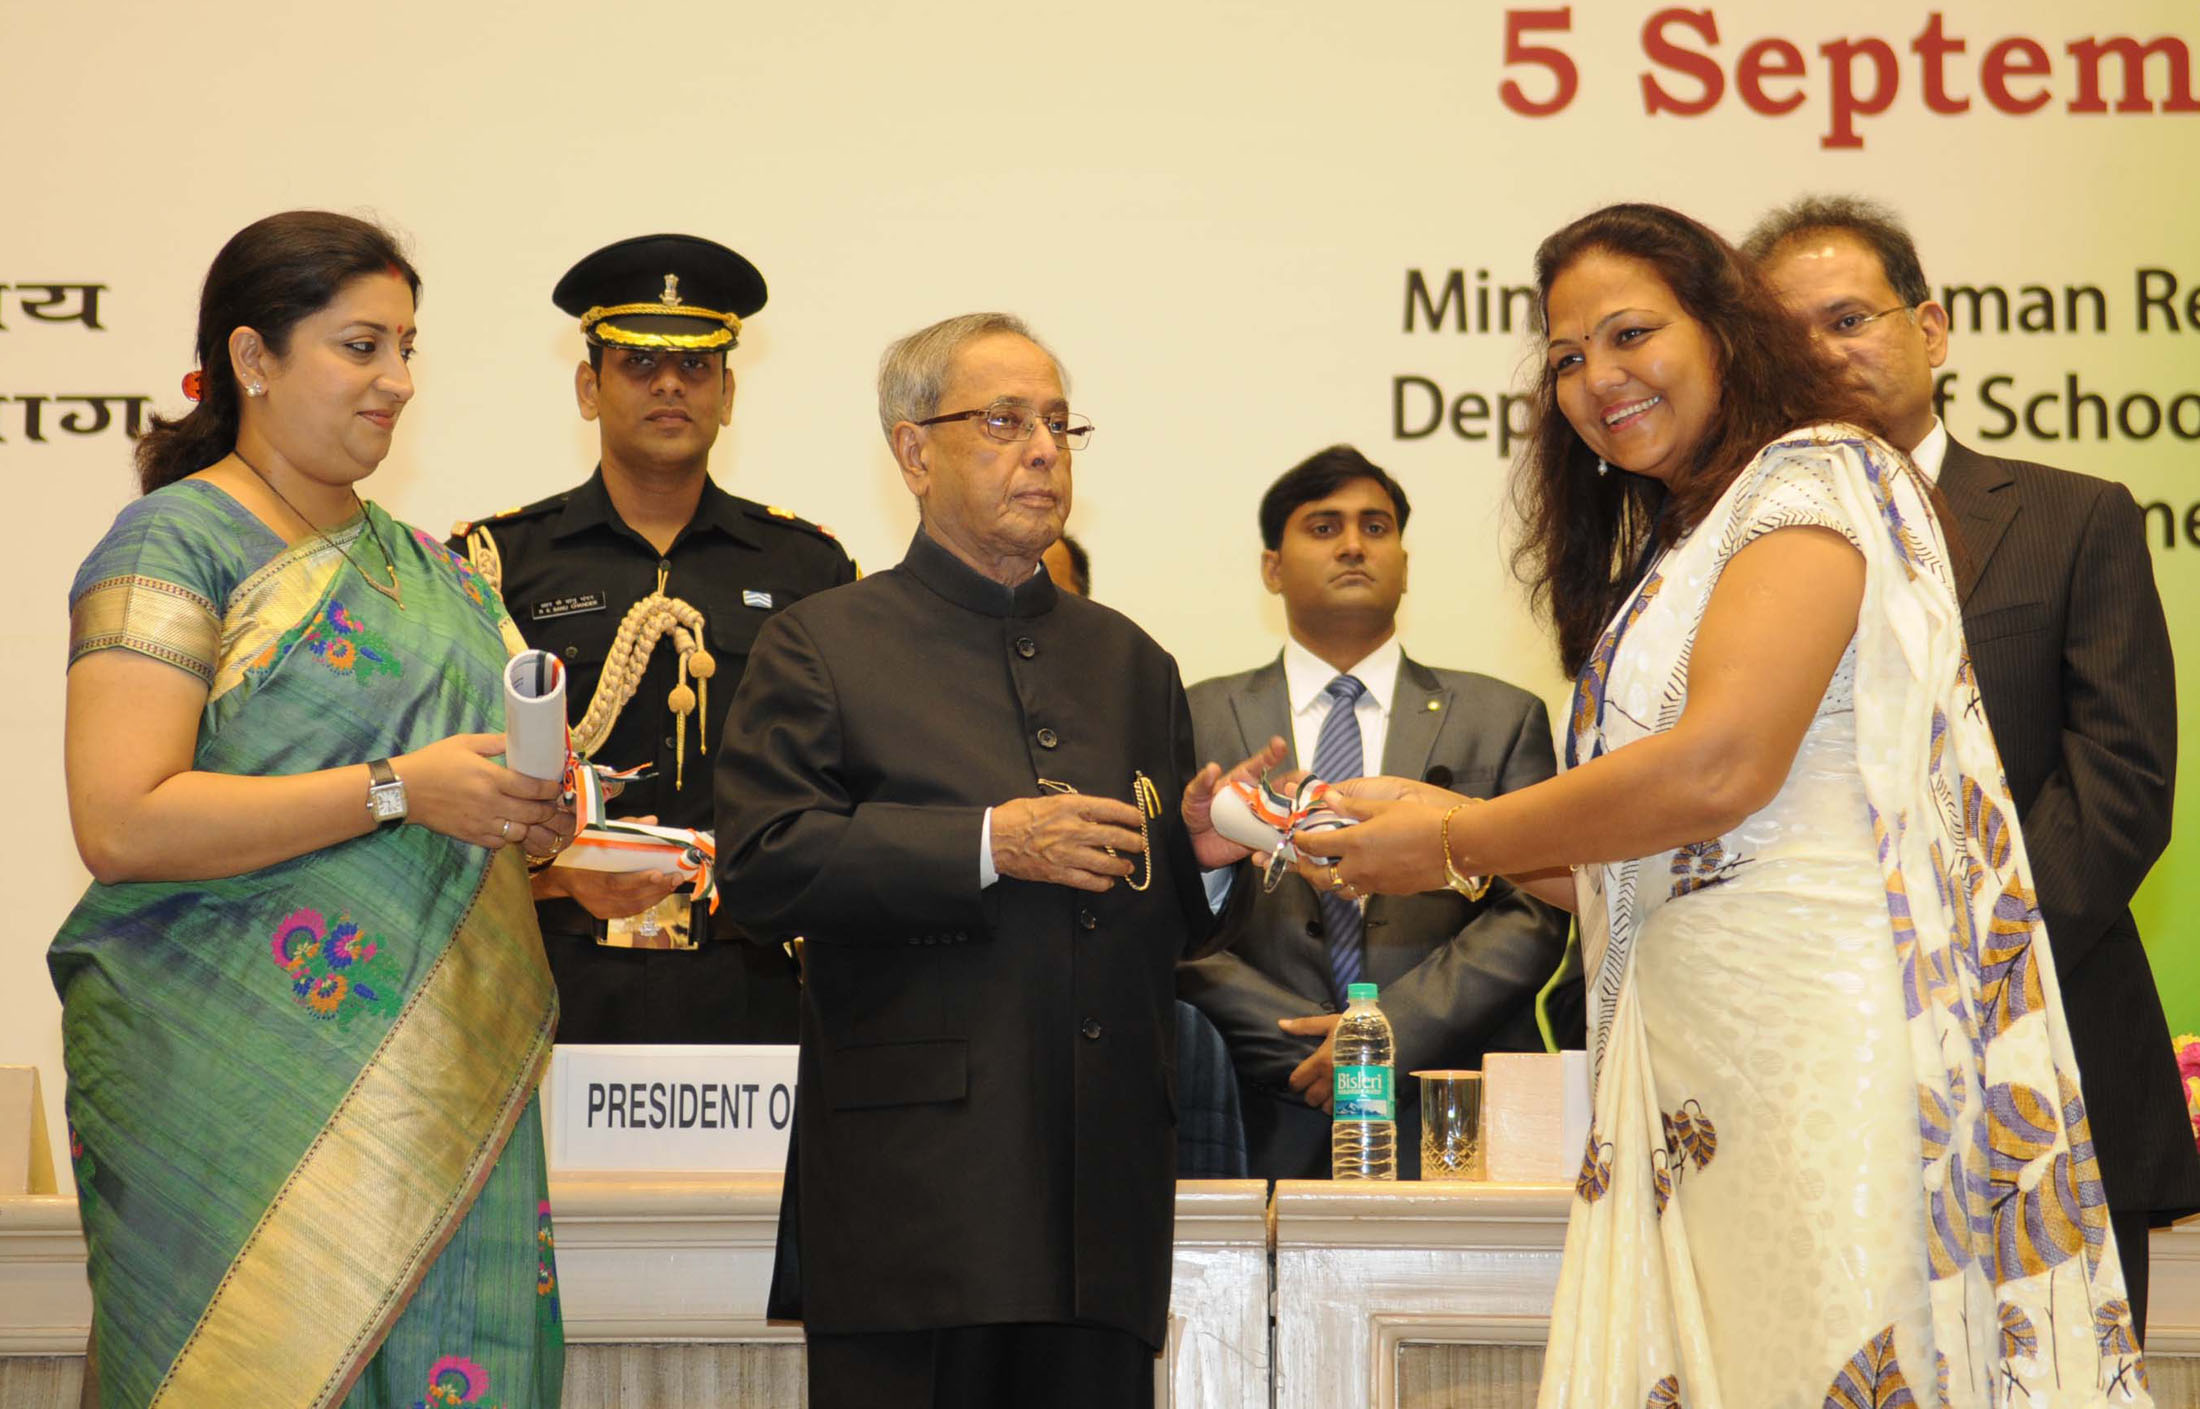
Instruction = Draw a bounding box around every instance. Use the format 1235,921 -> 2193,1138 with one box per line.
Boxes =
1311,674 -> 1368,998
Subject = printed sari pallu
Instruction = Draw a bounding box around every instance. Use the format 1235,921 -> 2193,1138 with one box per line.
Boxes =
52,480 -> 563,1408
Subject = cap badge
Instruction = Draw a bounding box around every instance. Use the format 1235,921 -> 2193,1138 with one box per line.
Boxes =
660,274 -> 683,307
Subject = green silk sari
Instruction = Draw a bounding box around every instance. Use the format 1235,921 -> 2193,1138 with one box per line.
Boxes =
52,479 -> 563,1409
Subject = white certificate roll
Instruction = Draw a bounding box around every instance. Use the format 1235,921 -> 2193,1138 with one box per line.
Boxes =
504,650 -> 569,781
1208,781 -> 1287,854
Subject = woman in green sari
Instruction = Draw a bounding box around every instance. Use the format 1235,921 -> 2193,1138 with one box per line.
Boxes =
53,211 -> 571,1408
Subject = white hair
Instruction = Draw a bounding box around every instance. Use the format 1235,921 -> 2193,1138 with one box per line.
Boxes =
876,311 -> 1068,442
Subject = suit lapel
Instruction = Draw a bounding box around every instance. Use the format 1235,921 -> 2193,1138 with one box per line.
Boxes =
1937,437 -> 2017,605
1381,656 -> 1449,782
1229,656 -> 1297,767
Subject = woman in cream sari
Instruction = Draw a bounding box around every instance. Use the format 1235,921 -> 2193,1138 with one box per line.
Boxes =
1300,204 -> 2146,1407
54,212 -> 572,1408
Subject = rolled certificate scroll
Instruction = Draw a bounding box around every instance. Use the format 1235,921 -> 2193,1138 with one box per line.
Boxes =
1210,774 -> 1357,891
504,650 -> 569,781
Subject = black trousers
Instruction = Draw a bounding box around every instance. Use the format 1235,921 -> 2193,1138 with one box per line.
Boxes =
806,1323 -> 1157,1409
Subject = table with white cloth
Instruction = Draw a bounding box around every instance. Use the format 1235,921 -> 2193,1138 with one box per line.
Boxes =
3,1181 -> 2196,1407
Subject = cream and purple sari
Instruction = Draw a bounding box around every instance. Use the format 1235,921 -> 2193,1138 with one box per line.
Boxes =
1541,427 -> 2146,1407
52,478 -> 562,1408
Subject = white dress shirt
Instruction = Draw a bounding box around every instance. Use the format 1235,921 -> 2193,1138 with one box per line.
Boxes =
1281,633 -> 1403,776
1910,417 -> 1948,484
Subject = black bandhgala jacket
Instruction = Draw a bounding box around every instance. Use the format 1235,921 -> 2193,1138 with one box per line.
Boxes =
715,528 -> 1218,1348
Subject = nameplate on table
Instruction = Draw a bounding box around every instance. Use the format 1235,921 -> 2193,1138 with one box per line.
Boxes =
546,1044 -> 798,1173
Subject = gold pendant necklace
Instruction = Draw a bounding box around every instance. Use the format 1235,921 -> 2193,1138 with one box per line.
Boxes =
235,451 -> 405,609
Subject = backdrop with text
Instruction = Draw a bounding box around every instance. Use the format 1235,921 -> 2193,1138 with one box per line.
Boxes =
6,0 -> 2196,1175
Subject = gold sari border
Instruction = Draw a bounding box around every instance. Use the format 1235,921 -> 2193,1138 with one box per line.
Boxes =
208,536 -> 355,703
69,575 -> 220,683
149,850 -> 557,1409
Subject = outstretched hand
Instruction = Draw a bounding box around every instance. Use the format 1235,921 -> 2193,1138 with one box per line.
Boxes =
1290,785 -> 1464,899
1182,735 -> 1290,870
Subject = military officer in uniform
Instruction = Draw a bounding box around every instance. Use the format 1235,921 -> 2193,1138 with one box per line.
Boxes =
454,234 -> 856,1044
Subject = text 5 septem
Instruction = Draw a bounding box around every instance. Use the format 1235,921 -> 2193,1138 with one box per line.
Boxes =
1500,8 -> 2200,149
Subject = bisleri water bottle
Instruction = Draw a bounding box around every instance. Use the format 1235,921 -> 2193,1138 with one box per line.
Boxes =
1331,982 -> 1396,1180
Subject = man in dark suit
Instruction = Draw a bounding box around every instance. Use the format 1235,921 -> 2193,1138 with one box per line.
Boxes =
715,312 -> 1280,1408
1180,446 -> 1572,1179
1748,196 -> 2199,1341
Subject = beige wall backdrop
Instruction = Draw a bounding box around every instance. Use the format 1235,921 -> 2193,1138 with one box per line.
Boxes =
6,0 -> 2197,1177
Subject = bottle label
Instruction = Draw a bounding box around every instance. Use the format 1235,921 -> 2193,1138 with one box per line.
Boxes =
1333,1065 -> 1394,1121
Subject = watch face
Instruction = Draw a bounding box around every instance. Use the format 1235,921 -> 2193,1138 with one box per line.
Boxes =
370,786 -> 407,821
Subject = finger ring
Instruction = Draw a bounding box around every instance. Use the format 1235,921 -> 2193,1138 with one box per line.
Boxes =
497,818 -> 511,840
1327,864 -> 1346,891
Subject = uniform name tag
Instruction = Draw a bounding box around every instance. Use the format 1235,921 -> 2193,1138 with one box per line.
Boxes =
742,590 -> 774,609
532,592 -> 608,621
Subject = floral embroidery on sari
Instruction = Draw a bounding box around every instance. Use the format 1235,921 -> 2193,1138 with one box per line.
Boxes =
415,1356 -> 501,1408
536,1199 -> 560,1320
411,529 -> 500,619
249,597 -> 402,681
271,908 -> 404,1025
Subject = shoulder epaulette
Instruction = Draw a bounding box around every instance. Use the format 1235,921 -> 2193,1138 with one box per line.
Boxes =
746,501 -> 844,546
455,491 -> 568,541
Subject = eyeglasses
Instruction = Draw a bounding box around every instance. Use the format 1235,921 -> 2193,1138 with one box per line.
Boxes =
916,399 -> 1095,450
1817,304 -> 1917,340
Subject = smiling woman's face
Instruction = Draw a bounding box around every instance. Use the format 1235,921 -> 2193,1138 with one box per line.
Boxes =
250,271 -> 417,487
1544,249 -> 1721,485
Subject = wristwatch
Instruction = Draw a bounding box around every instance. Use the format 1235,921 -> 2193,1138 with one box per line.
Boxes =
366,758 -> 408,828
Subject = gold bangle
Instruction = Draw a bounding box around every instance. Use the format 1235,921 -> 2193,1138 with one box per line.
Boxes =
1440,802 -> 1492,902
